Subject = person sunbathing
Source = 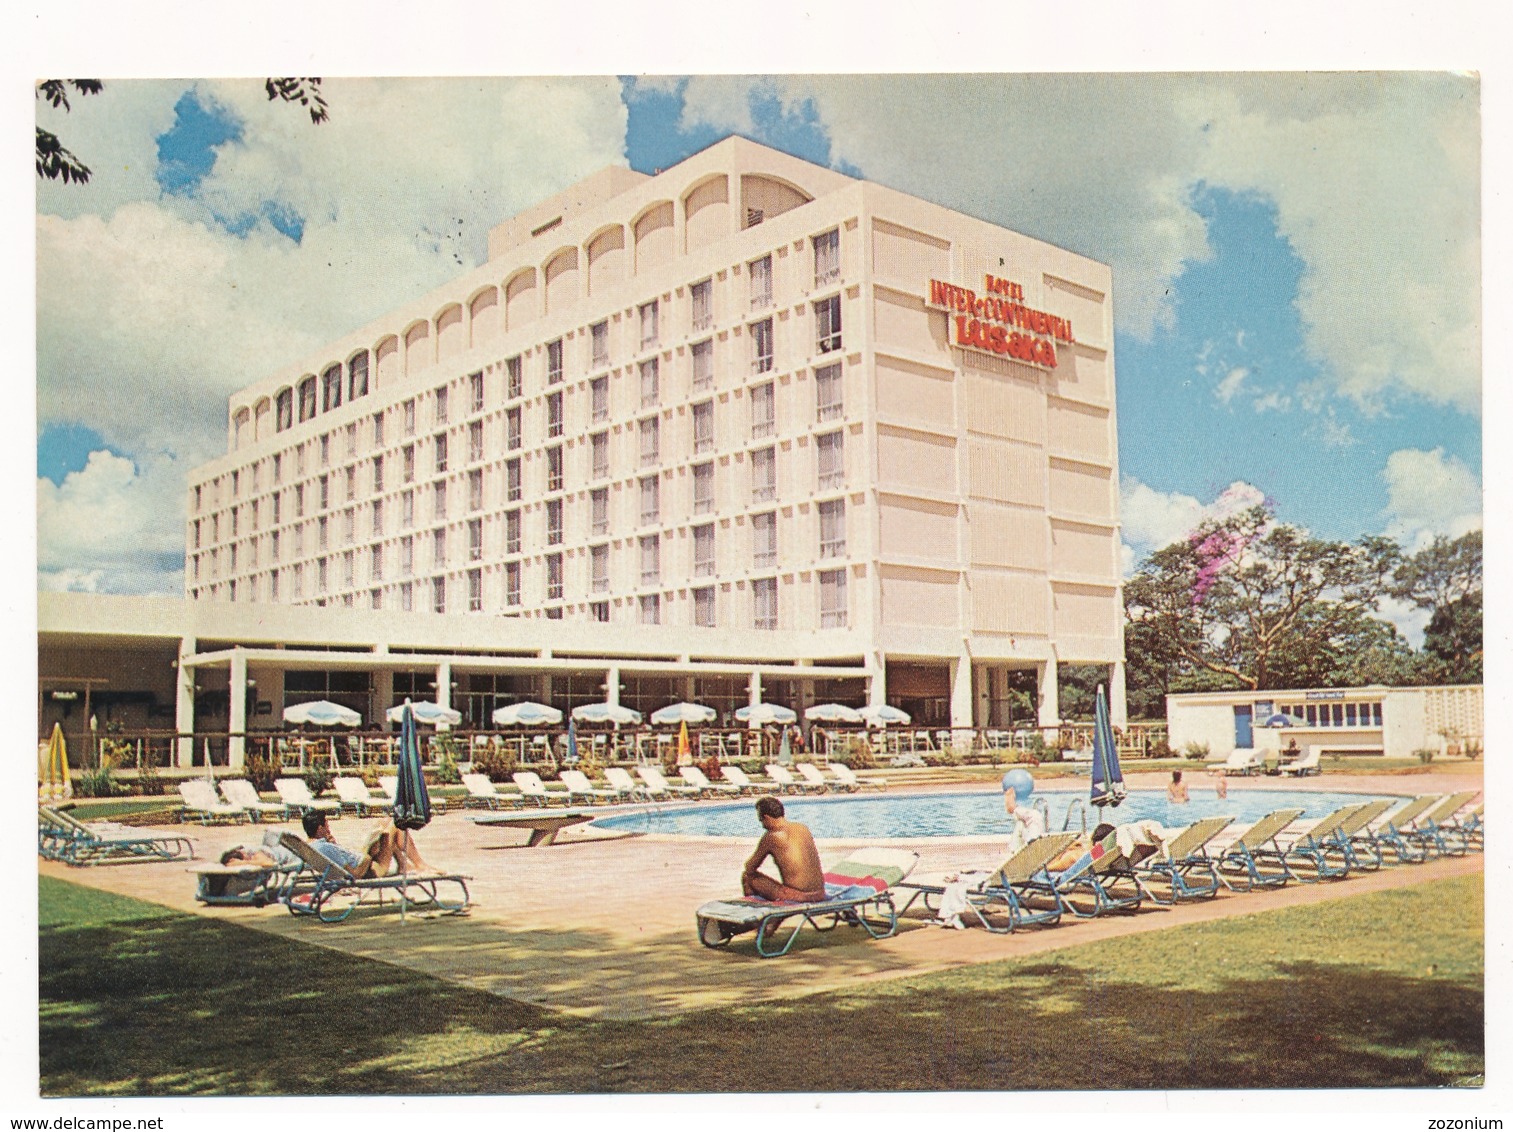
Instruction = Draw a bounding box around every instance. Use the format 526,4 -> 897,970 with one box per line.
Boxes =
741,795 -> 826,902
1045,822 -> 1117,873
301,811 -> 439,877
220,830 -> 302,869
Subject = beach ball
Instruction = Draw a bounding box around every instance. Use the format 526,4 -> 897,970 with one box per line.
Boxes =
1001,769 -> 1034,800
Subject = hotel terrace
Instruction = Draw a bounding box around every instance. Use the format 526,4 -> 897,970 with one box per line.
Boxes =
39,137 -> 1125,765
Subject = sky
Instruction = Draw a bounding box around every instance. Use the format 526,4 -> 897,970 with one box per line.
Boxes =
32,72 -> 1483,643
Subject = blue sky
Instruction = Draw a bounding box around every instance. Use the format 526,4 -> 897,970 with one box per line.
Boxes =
35,74 -> 1481,604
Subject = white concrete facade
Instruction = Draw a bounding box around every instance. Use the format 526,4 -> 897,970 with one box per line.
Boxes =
176,136 -> 1124,730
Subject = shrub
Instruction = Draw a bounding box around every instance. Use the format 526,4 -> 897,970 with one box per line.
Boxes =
1463,739 -> 1483,762
1413,747 -> 1437,765
471,746 -> 516,783
923,750 -> 961,767
245,751 -> 285,793
77,765 -> 121,798
839,735 -> 875,770
430,735 -> 462,785
1181,741 -> 1211,762
303,763 -> 334,797
1146,738 -> 1174,760
133,760 -> 169,796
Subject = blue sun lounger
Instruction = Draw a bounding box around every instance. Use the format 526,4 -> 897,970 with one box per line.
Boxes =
1018,828 -> 1144,918
1134,816 -> 1235,904
1258,803 -> 1368,882
696,847 -> 919,957
39,806 -> 196,866
1214,808 -> 1306,891
895,832 -> 1081,933
1403,791 -> 1481,859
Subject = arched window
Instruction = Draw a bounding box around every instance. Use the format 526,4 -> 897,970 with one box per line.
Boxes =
321,365 -> 343,412
298,376 -> 317,422
275,388 -> 294,432
348,351 -> 370,400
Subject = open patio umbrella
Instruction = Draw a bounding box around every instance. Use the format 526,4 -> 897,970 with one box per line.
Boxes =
492,701 -> 563,727
283,700 -> 362,727
734,702 -> 797,727
1089,683 -> 1126,809
805,703 -> 864,724
391,701 -> 432,831
571,702 -> 642,726
1263,713 -> 1303,728
858,703 -> 911,727
564,717 -> 580,765
650,701 -> 717,726
386,700 -> 461,727
38,723 -> 72,804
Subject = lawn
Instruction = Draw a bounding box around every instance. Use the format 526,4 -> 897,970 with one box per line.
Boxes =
39,872 -> 1482,1095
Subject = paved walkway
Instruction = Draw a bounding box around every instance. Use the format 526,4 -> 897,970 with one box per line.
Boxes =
39,770 -> 1483,1021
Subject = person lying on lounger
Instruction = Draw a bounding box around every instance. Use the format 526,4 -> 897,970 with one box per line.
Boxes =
742,795 -> 826,903
220,829 -> 303,869
301,811 -> 439,877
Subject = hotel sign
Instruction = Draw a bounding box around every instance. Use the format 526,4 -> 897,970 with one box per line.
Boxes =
927,274 -> 1074,368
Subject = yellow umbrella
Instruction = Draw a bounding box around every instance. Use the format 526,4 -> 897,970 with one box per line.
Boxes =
39,723 -> 72,804
677,719 -> 691,765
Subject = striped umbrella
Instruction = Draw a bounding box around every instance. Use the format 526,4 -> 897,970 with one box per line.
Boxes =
391,701 -> 432,831
38,723 -> 72,804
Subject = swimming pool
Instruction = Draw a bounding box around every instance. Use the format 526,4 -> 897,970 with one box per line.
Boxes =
590,788 -> 1393,840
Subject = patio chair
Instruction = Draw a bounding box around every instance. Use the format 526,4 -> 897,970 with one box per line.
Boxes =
1454,805 -> 1485,852
1019,827 -> 1145,918
696,846 -> 920,958
219,778 -> 291,823
1260,803 -> 1370,882
1213,808 -> 1306,891
680,765 -> 742,798
1357,794 -> 1439,865
1323,798 -> 1396,870
460,772 -> 523,810
1133,816 -> 1235,904
511,771 -> 572,807
890,751 -> 926,768
1220,748 -> 1266,776
1404,791 -> 1481,858
378,775 -> 399,802
178,779 -> 250,825
828,763 -> 886,792
191,831 -> 303,905
603,766 -> 657,801
896,831 -> 1081,932
332,776 -> 390,816
765,764 -> 824,795
276,833 -> 471,924
1279,749 -> 1321,776
794,763 -> 833,794
558,769 -> 620,804
39,805 -> 196,866
636,765 -> 700,800
273,777 -> 342,816
720,765 -> 773,795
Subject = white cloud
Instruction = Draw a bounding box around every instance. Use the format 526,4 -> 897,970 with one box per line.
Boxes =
1252,390 -> 1291,414
1215,366 -> 1249,404
1120,478 -> 1266,572
1381,447 -> 1482,551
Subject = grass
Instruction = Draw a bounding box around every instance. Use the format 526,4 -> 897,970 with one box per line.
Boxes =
40,872 -> 1482,1095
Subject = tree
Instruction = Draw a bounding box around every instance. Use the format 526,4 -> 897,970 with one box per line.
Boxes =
37,78 -> 328,184
1390,530 -> 1482,684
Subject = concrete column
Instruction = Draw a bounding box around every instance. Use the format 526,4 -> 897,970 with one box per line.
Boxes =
1110,661 -> 1129,729
987,667 -> 1007,727
605,667 -> 621,707
1037,657 -> 1060,729
974,664 -> 990,728
683,675 -> 696,703
434,661 -> 452,710
372,668 -> 394,726
541,673 -> 553,705
867,651 -> 887,708
228,649 -> 247,769
950,649 -> 973,728
175,636 -> 197,769
748,670 -> 762,707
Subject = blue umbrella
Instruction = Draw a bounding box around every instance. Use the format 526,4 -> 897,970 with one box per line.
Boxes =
564,717 -> 580,766
1263,713 -> 1302,728
1090,683 -> 1126,808
391,701 -> 432,831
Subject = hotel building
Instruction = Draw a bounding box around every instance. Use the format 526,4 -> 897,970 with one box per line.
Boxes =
41,137 -> 1125,764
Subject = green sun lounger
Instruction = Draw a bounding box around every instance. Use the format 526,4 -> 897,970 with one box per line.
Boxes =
1018,828 -> 1144,918
896,832 -> 1081,933
276,833 -> 471,923
1135,816 -> 1235,904
1215,808 -> 1306,891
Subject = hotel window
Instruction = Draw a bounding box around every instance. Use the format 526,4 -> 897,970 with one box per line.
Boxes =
211,514 -> 220,543
590,375 -> 609,422
469,370 -> 485,413
370,545 -> 383,581
342,551 -> 355,588
506,407 -> 522,450
751,446 -> 777,503
694,523 -> 715,577
547,553 -> 563,600
249,539 -> 259,568
403,399 -> 416,437
815,295 -> 842,355
373,412 -> 384,447
470,468 -> 486,511
468,568 -> 482,612
692,339 -> 713,390
400,581 -> 413,611
298,377 -> 317,422
296,447 -> 306,476
273,454 -> 283,484
192,520 -> 202,549
752,511 -> 777,568
693,461 -> 714,515
295,484 -> 305,518
344,465 -> 357,502
751,318 -> 774,375
250,500 -> 260,532
753,577 -> 778,630
432,576 -> 446,614
694,586 -> 716,628
433,480 -> 447,521
269,569 -> 278,600
750,382 -> 775,439
506,509 -> 521,553
819,569 -> 847,628
371,455 -> 384,493
817,431 -> 845,489
591,320 -> 609,367
591,431 -> 609,479
639,300 -> 659,349
590,488 -> 609,536
591,601 -> 609,623
749,254 -> 772,310
505,563 -> 521,607
639,593 -> 661,625
403,445 -> 415,483
691,278 -> 712,331
819,498 -> 847,558
639,418 -> 660,467
547,339 -> 564,385
229,544 -> 238,572
469,420 -> 484,463
319,475 -> 330,511
813,229 -> 840,285
640,475 -> 660,526
640,535 -> 660,585
322,365 -> 343,412
401,491 -> 415,529
293,525 -> 303,556
693,401 -> 714,454
231,506 -> 240,537
349,351 -> 370,400
433,527 -> 447,568
370,500 -> 383,537
506,355 -> 523,399
547,390 -> 564,438
633,360 -> 661,415
434,433 -> 448,474
546,446 -> 564,492
434,386 -> 448,425
591,544 -> 609,593
468,517 -> 483,561
345,423 -> 357,458
400,536 -> 414,577
370,588 -> 381,610
342,508 -> 355,544
546,499 -> 563,545
317,557 -> 328,592
271,531 -> 281,562
276,389 -> 293,432
506,459 -> 521,502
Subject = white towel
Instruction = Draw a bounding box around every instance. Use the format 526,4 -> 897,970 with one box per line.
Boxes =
933,870 -> 989,929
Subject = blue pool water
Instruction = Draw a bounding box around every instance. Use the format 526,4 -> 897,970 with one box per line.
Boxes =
590,788 -> 1392,840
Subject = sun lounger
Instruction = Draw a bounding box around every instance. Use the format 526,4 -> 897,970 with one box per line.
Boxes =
1279,749 -> 1321,776
219,778 -> 291,822
460,772 -> 522,810
1134,816 -> 1235,904
469,809 -> 595,847
696,846 -> 920,958
177,780 -> 251,825
719,766 -> 772,795
273,778 -> 342,816
1404,791 -> 1481,858
330,776 -> 389,816
276,833 -> 471,923
765,764 -> 824,795
1452,805 -> 1484,852
890,751 -> 926,769
1357,794 -> 1439,865
1020,828 -> 1144,918
636,765 -> 700,800
680,765 -> 741,798
378,775 -> 398,802
1214,808 -> 1306,890
603,766 -> 656,801
1219,748 -> 1266,776
828,763 -> 885,792
897,832 -> 1081,932
1323,798 -> 1395,870
39,805 -> 196,866
559,769 -> 620,804
190,832 -> 303,905
794,763 -> 833,793
1262,803 -> 1370,882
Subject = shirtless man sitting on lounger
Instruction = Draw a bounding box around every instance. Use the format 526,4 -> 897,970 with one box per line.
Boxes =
302,811 -> 438,877
742,795 -> 826,902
